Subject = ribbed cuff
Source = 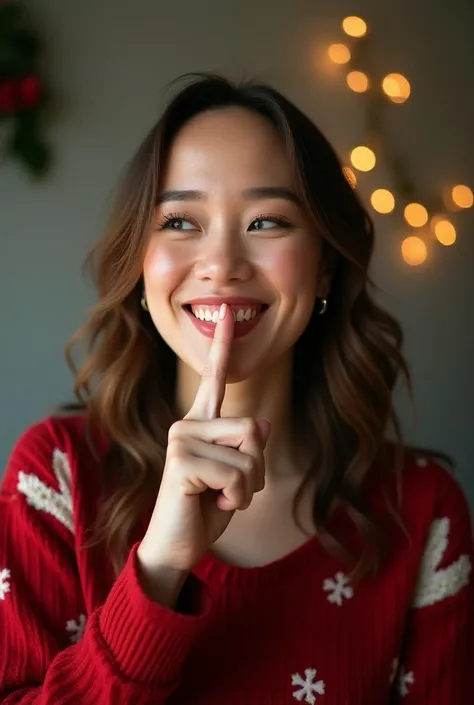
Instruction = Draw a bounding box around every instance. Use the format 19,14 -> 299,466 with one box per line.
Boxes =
99,543 -> 212,684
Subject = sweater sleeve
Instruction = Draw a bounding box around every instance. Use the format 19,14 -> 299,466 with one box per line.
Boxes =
391,465 -> 474,703
0,419 -> 211,704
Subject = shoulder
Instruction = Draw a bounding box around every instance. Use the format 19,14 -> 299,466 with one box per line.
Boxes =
403,454 -> 473,610
376,451 -> 473,606
1,414 -> 109,528
398,452 -> 472,537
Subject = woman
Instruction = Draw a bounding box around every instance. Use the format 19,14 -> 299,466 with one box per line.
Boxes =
0,74 -> 472,704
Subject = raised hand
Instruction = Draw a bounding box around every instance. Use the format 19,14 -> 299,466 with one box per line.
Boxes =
137,304 -> 270,605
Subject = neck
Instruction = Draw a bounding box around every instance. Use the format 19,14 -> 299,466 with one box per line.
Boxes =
176,352 -> 304,480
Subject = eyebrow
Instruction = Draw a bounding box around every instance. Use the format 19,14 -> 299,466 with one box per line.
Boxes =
157,186 -> 301,206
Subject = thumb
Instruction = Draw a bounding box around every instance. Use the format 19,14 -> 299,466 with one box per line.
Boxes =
256,418 -> 272,449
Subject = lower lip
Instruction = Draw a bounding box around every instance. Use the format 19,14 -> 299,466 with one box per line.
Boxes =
184,308 -> 267,339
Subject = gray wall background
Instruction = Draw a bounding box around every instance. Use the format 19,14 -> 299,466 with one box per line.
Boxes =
1,0 -> 473,504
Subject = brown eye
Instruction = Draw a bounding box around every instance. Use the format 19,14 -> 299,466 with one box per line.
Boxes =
161,218 -> 196,231
249,216 -> 292,231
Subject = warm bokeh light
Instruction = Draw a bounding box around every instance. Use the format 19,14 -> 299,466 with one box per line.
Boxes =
342,16 -> 367,37
370,189 -> 395,213
402,236 -> 428,265
404,202 -> 428,227
382,73 -> 411,104
431,217 -> 457,246
350,146 -> 376,172
451,184 -> 473,209
328,43 -> 351,64
346,71 -> 369,92
342,166 -> 357,188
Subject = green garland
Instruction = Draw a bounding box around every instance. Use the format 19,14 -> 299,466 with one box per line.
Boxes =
0,0 -> 51,176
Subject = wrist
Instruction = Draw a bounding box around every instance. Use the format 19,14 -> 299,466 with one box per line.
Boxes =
136,547 -> 190,608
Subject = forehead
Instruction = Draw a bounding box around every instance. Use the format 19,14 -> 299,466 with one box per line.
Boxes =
161,107 -> 296,191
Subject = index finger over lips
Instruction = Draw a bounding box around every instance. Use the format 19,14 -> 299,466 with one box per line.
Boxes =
185,303 -> 235,421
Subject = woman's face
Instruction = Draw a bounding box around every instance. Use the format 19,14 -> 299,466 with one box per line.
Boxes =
143,107 -> 329,382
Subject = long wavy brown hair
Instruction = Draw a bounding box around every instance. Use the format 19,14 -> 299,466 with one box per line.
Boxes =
66,73 -> 431,577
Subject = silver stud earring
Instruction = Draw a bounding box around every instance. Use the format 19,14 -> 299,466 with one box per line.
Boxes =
141,291 -> 148,311
318,298 -> 328,315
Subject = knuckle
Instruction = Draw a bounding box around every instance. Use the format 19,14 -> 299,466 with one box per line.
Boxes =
168,420 -> 186,442
167,436 -> 187,460
228,467 -> 244,488
241,417 -> 258,437
242,455 -> 256,474
201,363 -> 213,379
205,353 -> 226,380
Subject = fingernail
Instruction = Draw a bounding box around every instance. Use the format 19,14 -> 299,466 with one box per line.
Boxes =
219,303 -> 227,320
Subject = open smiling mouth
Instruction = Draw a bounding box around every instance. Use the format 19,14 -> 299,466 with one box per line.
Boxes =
183,302 -> 269,339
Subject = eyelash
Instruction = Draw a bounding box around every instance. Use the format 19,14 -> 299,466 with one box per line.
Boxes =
157,212 -> 293,231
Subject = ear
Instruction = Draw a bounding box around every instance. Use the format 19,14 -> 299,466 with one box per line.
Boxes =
316,255 -> 334,299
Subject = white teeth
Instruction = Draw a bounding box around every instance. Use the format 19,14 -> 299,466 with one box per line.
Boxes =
190,305 -> 261,323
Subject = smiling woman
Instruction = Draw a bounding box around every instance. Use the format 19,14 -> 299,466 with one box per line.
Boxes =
143,105 -> 325,385
0,73 -> 472,704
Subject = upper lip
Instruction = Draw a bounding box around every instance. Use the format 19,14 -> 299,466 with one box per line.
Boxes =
183,296 -> 269,307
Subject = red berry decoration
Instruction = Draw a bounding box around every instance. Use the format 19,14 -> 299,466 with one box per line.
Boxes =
0,1 -> 52,176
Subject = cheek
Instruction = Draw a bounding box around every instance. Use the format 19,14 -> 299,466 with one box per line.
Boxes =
258,237 -> 319,300
143,240 -> 190,297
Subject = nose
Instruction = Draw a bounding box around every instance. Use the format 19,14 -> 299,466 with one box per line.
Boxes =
194,229 -> 253,285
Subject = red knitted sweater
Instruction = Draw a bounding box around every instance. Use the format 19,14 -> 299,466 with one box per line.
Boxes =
0,414 -> 473,704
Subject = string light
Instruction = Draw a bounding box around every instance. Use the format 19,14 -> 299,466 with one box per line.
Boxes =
342,166 -> 357,188
328,43 -> 351,64
342,16 -> 368,37
324,16 -> 469,265
401,236 -> 428,265
431,216 -> 457,246
404,203 -> 428,227
370,189 -> 395,213
350,146 -> 376,171
382,73 -> 411,104
451,184 -> 473,209
346,71 -> 369,92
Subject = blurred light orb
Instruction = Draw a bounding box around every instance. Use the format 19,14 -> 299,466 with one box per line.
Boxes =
404,202 -> 428,227
431,217 -> 456,246
370,189 -> 395,213
350,146 -> 376,171
342,166 -> 357,188
342,16 -> 368,37
328,43 -> 351,64
402,236 -> 427,265
347,71 -> 369,92
382,73 -> 411,103
452,184 -> 473,209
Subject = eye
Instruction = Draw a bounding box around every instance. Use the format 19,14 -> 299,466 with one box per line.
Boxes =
158,213 -> 198,231
248,215 -> 292,232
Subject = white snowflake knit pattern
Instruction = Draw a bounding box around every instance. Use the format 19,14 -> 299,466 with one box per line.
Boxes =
17,448 -> 74,533
390,659 -> 415,697
398,667 -> 415,697
0,568 -> 11,600
66,614 -> 87,643
291,668 -> 325,703
412,517 -> 471,607
322,572 -> 354,606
